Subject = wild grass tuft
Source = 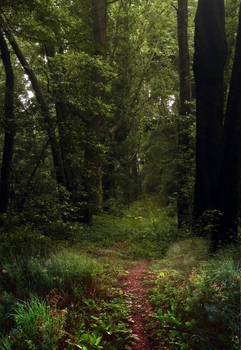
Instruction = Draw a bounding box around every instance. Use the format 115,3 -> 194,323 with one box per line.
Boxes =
0,246 -> 131,350
0,249 -> 98,300
3,295 -> 65,350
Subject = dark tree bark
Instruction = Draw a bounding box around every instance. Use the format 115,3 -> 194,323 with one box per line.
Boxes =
93,0 -> 107,54
217,4 -> 241,244
177,0 -> 192,229
82,0 -> 107,223
19,139 -> 50,211
0,31 -> 15,215
177,0 -> 191,117
45,45 -> 73,193
193,0 -> 227,223
0,16 -> 66,188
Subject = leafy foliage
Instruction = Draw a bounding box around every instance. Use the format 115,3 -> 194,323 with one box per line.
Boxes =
0,237 -> 132,350
147,240 -> 240,350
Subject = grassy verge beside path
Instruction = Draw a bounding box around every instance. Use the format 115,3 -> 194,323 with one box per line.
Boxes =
146,239 -> 240,350
0,249 -> 133,350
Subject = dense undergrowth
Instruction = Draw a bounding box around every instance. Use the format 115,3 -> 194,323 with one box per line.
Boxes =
146,240 -> 240,350
0,196 -> 240,349
0,248 -> 133,350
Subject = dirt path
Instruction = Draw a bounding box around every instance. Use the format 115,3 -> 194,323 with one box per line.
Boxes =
122,261 -> 153,350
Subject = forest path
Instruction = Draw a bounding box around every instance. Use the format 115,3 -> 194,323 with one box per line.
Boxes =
121,261 -> 154,350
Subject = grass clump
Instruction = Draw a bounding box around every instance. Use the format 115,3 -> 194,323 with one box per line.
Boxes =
147,239 -> 240,350
0,250 -> 97,299
0,242 -> 132,350
0,296 -> 66,350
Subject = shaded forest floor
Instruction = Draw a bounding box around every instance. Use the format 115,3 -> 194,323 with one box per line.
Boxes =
121,261 -> 153,350
0,197 -> 240,349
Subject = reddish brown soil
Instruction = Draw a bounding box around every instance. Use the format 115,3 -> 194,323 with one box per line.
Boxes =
122,261 -> 154,350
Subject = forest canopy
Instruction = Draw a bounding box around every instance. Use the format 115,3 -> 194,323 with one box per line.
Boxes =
0,0 -> 240,248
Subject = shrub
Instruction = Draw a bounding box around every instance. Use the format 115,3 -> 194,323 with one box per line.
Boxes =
0,226 -> 53,259
148,243 -> 240,350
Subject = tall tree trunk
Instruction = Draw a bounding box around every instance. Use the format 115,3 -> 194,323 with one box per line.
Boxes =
193,0 -> 227,227
177,0 -> 192,229
45,45 -> 73,193
0,31 -> 15,215
83,0 -> 107,223
217,4 -> 241,244
0,16 -> 66,187
91,0 -> 107,210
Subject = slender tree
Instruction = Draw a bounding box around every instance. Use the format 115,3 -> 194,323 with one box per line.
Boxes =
0,15 -> 66,188
82,0 -> 107,223
177,0 -> 192,229
44,45 -> 73,193
0,30 -> 15,215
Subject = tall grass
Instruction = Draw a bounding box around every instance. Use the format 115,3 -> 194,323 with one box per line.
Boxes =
1,250 -> 98,298
0,244 -> 132,350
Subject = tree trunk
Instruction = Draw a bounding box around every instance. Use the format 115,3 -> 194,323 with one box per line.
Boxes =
217,4 -> 241,244
0,31 -> 15,215
45,45 -> 73,192
177,0 -> 192,229
193,0 -> 227,225
93,0 -> 107,54
82,0 -> 107,223
19,139 -> 50,211
0,16 -> 66,187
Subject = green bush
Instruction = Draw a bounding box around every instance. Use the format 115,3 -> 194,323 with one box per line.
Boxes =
66,295 -> 132,350
148,244 -> 240,350
0,226 -> 53,259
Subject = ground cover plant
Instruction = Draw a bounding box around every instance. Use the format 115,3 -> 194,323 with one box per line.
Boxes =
146,239 -> 241,350
70,196 -> 179,260
0,196 -> 176,348
0,197 -> 240,350
0,243 -> 133,350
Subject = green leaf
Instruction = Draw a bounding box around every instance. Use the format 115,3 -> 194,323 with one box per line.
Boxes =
95,336 -> 102,346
